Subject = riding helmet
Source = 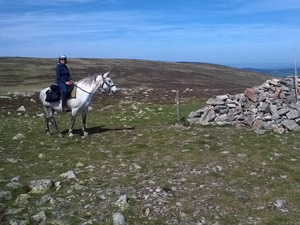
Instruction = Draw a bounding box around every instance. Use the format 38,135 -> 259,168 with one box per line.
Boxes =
58,54 -> 67,63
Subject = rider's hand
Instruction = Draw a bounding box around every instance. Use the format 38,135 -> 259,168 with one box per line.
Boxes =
65,81 -> 73,85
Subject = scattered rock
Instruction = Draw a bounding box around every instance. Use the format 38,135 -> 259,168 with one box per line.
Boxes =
12,133 -> 25,140
60,170 -> 77,179
32,210 -> 47,223
113,212 -> 126,225
0,190 -> 12,201
29,179 -> 53,194
16,106 -> 26,112
15,194 -> 31,207
116,195 -> 129,211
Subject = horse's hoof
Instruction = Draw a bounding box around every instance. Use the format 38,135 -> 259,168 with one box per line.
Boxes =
83,131 -> 89,137
69,133 -> 74,138
57,133 -> 62,138
46,131 -> 51,135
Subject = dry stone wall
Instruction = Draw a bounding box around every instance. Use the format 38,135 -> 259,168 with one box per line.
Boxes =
187,77 -> 300,134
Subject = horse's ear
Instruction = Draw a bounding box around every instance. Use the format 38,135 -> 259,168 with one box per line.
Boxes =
103,71 -> 110,78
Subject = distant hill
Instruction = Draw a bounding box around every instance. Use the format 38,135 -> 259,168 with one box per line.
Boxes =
0,57 -> 272,98
242,68 -> 296,78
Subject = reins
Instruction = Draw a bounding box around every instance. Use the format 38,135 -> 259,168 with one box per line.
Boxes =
73,84 -> 93,95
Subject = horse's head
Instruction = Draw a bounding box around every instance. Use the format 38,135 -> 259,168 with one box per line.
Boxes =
101,71 -> 117,94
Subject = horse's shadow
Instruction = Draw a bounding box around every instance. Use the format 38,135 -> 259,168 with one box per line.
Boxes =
61,125 -> 135,136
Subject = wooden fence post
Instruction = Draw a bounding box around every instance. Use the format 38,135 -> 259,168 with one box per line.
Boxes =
294,47 -> 298,101
176,90 -> 181,121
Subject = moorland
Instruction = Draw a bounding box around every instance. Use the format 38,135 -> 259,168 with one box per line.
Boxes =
1,57 -> 300,225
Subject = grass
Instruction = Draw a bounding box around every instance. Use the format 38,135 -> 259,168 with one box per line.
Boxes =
1,94 -> 300,224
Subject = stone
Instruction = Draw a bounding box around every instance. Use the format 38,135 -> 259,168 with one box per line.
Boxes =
29,179 -> 53,194
281,120 -> 300,131
6,182 -> 23,190
8,219 -> 29,225
16,106 -> 26,112
12,133 -> 25,140
286,109 -> 300,119
116,195 -> 129,211
0,190 -> 12,201
206,97 -> 225,105
277,108 -> 289,116
273,87 -> 282,99
113,212 -> 126,225
216,94 -> 228,100
245,88 -> 258,102
198,108 -> 216,125
15,194 -> 31,207
272,124 -> 285,134
32,211 -> 47,223
60,170 -> 77,179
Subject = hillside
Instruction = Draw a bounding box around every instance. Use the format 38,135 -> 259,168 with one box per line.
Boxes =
0,57 -> 272,99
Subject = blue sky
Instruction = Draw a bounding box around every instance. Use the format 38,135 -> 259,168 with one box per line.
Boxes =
0,0 -> 299,67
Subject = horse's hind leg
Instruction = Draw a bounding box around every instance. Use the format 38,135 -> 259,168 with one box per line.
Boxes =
45,117 -> 51,135
43,106 -> 52,135
45,107 -> 62,137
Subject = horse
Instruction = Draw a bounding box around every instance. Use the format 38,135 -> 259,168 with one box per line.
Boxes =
39,71 -> 117,137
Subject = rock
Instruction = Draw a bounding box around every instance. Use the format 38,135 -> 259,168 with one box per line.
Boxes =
235,191 -> 249,201
113,212 -> 126,225
6,182 -> 23,190
29,179 -> 54,194
12,133 -> 25,140
16,106 -> 26,112
0,190 -> 12,201
198,108 -> 216,125
8,219 -> 29,225
206,97 -> 225,105
60,170 -> 77,179
15,194 -> 31,207
32,211 -> 47,223
272,124 -> 285,134
116,195 -> 129,211
245,88 -> 257,102
281,120 -> 300,131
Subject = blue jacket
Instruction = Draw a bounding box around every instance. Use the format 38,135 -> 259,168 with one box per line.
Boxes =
56,63 -> 71,84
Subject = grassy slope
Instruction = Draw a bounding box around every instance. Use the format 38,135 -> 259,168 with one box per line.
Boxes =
1,95 -> 300,224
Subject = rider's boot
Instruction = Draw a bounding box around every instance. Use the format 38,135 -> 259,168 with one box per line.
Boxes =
62,97 -> 70,112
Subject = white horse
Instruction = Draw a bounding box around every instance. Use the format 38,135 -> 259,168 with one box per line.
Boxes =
39,71 -> 117,137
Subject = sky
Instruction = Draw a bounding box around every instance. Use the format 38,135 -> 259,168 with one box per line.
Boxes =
0,0 -> 300,67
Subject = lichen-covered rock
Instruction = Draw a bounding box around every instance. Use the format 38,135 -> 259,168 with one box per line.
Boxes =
29,179 -> 53,194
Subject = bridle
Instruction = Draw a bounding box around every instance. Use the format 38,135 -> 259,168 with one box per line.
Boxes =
74,74 -> 115,95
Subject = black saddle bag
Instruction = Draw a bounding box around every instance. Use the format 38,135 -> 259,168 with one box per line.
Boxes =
45,84 -> 61,102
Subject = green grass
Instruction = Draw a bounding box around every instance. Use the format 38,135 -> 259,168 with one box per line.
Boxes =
1,97 -> 300,224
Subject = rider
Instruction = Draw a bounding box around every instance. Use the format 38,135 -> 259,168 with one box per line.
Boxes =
56,54 -> 73,112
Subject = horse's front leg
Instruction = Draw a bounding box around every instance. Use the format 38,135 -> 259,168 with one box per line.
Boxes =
69,113 -> 77,138
50,116 -> 62,138
82,109 -> 89,137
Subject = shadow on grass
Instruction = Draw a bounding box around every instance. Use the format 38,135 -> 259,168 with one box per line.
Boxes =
61,125 -> 135,136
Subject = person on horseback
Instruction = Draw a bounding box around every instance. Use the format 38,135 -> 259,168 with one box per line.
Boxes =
56,54 -> 73,112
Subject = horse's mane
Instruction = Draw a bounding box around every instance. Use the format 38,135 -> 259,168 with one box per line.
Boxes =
77,74 -> 99,86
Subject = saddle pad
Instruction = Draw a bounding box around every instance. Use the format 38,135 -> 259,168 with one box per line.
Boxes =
70,86 -> 77,99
